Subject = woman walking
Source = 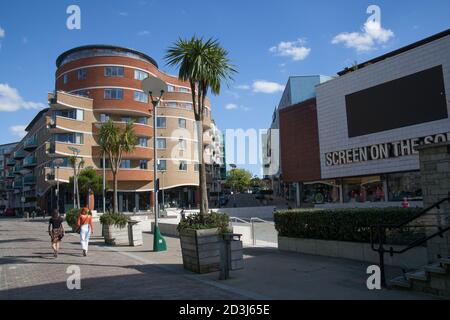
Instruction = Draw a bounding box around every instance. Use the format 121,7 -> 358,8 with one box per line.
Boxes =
48,209 -> 64,258
77,207 -> 93,256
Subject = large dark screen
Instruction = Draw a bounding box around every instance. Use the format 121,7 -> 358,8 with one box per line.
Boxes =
346,65 -> 448,138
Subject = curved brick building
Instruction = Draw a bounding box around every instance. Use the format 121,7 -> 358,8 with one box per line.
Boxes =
4,45 -> 218,213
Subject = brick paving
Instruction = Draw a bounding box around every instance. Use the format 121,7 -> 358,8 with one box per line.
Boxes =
0,217 -> 250,300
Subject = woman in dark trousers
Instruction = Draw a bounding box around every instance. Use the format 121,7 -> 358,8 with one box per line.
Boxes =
48,209 -> 64,258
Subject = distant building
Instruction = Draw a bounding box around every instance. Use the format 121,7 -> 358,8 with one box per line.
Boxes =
0,142 -> 19,211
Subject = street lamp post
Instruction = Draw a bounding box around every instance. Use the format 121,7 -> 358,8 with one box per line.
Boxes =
103,151 -> 106,213
142,76 -> 168,252
54,158 -> 64,212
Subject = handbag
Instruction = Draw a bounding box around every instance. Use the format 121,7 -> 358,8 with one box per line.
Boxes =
76,215 -> 88,233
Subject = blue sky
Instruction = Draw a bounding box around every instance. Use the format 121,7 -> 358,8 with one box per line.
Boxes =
0,0 -> 449,175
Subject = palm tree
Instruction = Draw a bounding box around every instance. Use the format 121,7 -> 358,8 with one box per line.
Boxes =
165,36 -> 236,217
69,167 -> 105,209
97,120 -> 137,213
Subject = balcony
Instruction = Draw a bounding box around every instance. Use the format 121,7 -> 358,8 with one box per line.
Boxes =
13,150 -> 26,160
97,169 -> 154,182
93,122 -> 153,138
23,174 -> 36,186
6,158 -> 16,167
13,180 -> 23,189
6,183 -> 13,191
92,146 -> 153,160
13,165 -> 23,175
48,116 -> 87,133
23,136 -> 38,151
6,172 -> 15,180
44,167 -> 72,184
23,156 -> 37,168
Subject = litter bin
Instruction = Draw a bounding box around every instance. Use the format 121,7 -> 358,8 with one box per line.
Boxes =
220,233 -> 244,280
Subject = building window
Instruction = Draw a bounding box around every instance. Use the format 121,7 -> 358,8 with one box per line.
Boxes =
104,88 -> 123,100
137,117 -> 148,125
138,137 -> 148,147
104,66 -> 124,77
55,109 -> 84,121
157,160 -> 167,171
63,74 -> 69,84
167,85 -> 175,92
134,70 -> 149,80
166,102 -> 177,108
178,118 -> 186,128
74,90 -> 89,97
139,160 -> 148,170
156,117 -> 166,128
179,87 -> 189,93
99,159 -> 111,169
178,139 -> 187,150
120,160 -> 131,168
53,133 -> 83,144
100,114 -> 110,122
134,91 -> 149,103
387,172 -> 422,201
157,138 -> 166,150
179,161 -> 187,171
185,103 -> 193,111
77,69 -> 87,80
121,116 -> 132,123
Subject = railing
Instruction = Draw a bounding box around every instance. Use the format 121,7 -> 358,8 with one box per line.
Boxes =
230,216 -> 277,247
370,193 -> 450,287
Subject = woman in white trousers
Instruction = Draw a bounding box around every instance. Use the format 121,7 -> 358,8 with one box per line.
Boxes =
77,207 -> 94,256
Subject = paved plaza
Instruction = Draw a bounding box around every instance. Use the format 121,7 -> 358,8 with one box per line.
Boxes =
0,217 -> 441,300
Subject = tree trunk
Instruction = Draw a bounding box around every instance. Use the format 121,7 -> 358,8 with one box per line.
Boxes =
113,172 -> 118,213
196,120 -> 209,217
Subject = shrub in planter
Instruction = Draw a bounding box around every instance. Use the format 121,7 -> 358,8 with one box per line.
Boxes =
274,208 -> 422,244
100,212 -> 130,246
178,212 -> 235,274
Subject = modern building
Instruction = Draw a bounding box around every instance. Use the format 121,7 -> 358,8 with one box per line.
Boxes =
0,142 -> 19,211
4,45 -> 217,213
263,75 -> 332,198
277,29 -> 450,208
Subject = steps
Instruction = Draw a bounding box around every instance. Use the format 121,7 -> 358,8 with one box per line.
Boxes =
389,258 -> 450,297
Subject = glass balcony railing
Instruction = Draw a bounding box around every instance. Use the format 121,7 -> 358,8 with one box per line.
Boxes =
6,172 -> 15,179
6,158 -> 16,166
24,137 -> 38,150
13,165 -> 23,174
23,156 -> 37,168
6,183 -> 13,190
13,150 -> 26,160
24,174 -> 36,185
13,180 -> 23,189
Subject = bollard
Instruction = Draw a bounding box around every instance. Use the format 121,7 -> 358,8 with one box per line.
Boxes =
219,233 -> 243,280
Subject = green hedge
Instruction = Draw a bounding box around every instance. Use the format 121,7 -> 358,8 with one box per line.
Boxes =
177,212 -> 231,234
274,208 -> 421,244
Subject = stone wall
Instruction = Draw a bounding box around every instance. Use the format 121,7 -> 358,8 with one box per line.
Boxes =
418,142 -> 450,262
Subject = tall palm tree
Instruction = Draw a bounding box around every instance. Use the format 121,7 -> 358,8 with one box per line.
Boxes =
97,120 -> 137,213
165,36 -> 236,217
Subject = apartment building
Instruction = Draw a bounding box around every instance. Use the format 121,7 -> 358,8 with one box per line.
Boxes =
4,45 -> 218,213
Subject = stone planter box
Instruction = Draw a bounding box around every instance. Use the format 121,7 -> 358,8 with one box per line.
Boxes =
179,228 -> 244,274
103,224 -> 130,246
278,236 -> 428,267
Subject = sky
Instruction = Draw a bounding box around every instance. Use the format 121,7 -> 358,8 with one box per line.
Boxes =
0,0 -> 449,176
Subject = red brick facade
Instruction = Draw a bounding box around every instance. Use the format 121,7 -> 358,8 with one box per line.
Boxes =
279,98 -> 321,183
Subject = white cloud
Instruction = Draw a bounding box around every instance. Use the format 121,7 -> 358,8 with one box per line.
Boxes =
224,103 -> 251,112
138,30 -> 150,36
0,83 -> 46,112
252,80 -> 285,94
270,39 -> 311,61
0,26 -> 5,38
332,20 -> 394,52
235,85 -> 250,90
9,125 -> 27,138
225,103 -> 238,110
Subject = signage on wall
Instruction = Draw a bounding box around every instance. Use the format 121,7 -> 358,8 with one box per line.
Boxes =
325,132 -> 450,167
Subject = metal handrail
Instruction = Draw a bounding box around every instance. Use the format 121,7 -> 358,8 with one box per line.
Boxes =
370,193 -> 450,287
250,217 -> 275,225
230,217 -> 251,224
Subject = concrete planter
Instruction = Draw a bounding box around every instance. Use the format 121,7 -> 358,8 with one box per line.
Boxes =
278,236 -> 428,267
103,224 -> 130,246
179,228 -> 244,274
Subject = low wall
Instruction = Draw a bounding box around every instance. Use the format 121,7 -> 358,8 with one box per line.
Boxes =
217,206 -> 276,220
278,236 -> 428,268
315,201 -> 423,209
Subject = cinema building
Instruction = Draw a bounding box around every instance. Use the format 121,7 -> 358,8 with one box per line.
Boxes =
279,29 -> 450,208
3,45 -> 218,213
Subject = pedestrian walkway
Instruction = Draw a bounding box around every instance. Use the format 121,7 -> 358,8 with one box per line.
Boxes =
0,217 -> 441,300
